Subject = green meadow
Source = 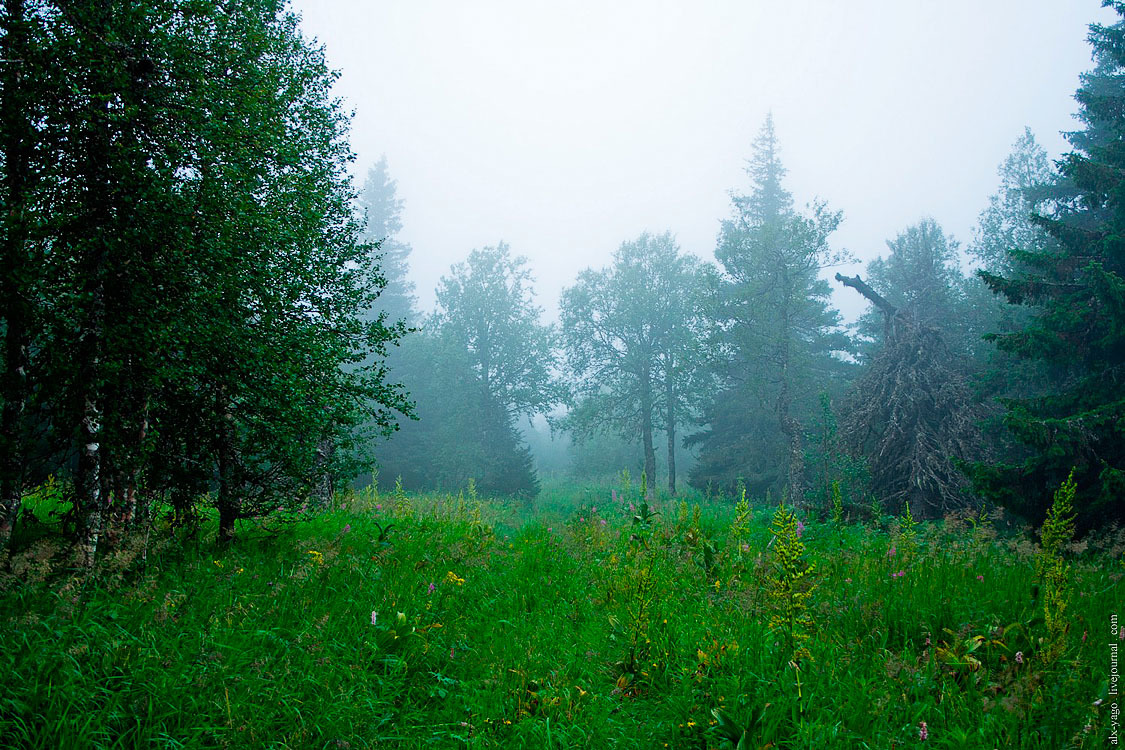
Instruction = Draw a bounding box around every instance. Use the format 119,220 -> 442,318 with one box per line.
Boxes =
0,480 -> 1120,749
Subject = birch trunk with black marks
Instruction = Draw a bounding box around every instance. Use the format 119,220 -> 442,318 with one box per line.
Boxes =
74,2 -> 115,566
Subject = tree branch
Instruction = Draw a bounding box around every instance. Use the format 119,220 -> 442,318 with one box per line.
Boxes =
834,273 -> 897,318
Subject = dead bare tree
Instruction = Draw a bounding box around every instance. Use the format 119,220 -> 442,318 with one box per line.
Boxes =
836,273 -> 988,518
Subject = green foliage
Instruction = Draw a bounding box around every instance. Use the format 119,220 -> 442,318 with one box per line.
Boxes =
970,127 -> 1056,277
0,484 -> 1119,747
830,480 -> 844,526
433,242 -> 562,418
356,156 -> 418,328
371,243 -> 559,500
0,0 -> 411,552
368,332 -> 540,499
767,502 -> 815,664
690,115 -> 855,500
731,488 -> 752,548
560,232 -> 714,497
898,502 -> 918,557
1038,470 -> 1077,573
858,219 -> 967,343
973,5 -> 1125,528
1037,471 -> 1077,664
964,128 -> 1057,373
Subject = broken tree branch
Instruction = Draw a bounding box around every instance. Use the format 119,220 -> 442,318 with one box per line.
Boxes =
835,273 -> 897,318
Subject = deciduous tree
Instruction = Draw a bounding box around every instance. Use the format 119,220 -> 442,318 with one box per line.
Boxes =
561,232 -> 712,498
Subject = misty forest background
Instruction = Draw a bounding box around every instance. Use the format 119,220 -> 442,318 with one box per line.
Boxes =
0,0 -> 1124,747
2,0 -> 1120,554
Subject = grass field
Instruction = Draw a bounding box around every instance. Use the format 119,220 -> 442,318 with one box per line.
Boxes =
0,479 -> 1121,748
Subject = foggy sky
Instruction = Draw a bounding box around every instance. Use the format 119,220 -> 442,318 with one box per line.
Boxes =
287,0 -> 1115,323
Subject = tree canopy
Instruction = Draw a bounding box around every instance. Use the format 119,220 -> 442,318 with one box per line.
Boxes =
972,3 -> 1125,528
690,115 -> 854,503
0,0 -> 410,555
560,232 -> 713,497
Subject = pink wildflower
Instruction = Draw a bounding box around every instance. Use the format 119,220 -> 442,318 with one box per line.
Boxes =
1119,628 -> 1124,641
375,503 -> 382,511
918,721 -> 928,741
888,545 -> 896,558
450,647 -> 455,659
600,519 -> 607,526
547,527 -> 553,533
612,489 -> 618,503
796,520 -> 805,538
371,611 -> 377,626
1015,651 -> 1023,664
591,506 -> 597,514
579,516 -> 585,522
1082,630 -> 1088,644
342,524 -> 351,534
976,575 -> 984,581
924,634 -> 931,646
428,582 -> 436,594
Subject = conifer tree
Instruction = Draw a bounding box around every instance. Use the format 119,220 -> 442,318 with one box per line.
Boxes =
690,115 -> 853,502
973,2 -> 1125,528
357,157 -> 417,327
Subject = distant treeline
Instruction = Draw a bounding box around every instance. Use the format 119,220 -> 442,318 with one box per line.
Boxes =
366,19 -> 1125,533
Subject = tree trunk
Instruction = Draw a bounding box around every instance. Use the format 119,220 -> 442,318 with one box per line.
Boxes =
639,371 -> 657,500
665,357 -> 677,497
73,2 -> 114,567
76,395 -> 104,566
777,285 -> 805,506
217,405 -> 239,545
0,0 -> 33,556
833,273 -> 897,317
784,415 -> 806,505
117,401 -> 149,534
835,273 -> 897,338
311,438 -> 335,509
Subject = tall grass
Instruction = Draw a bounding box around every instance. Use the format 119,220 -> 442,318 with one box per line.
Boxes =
0,482 -> 1120,748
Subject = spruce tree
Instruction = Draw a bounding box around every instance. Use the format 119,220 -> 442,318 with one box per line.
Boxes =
357,157 -> 417,328
973,2 -> 1125,528
690,115 -> 853,502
